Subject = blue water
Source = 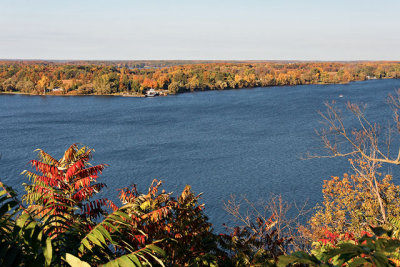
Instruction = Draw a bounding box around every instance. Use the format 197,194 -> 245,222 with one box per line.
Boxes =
1,79 -> 400,230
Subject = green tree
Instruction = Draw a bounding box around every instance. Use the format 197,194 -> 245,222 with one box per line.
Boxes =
15,79 -> 35,93
93,74 -> 112,94
168,81 -> 180,94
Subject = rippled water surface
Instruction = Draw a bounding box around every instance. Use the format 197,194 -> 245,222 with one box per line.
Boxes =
1,79 -> 400,229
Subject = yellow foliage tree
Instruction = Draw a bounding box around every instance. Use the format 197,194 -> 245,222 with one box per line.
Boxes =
37,75 -> 50,93
309,159 -> 400,240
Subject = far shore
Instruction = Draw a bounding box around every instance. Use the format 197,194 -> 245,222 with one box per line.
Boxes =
0,91 -> 147,97
0,78 -> 395,98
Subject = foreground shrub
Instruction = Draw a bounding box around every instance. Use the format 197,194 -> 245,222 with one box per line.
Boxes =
279,226 -> 400,266
0,144 -> 225,266
117,181 -> 222,266
4,143 -> 400,266
308,159 -> 400,241
218,195 -> 309,266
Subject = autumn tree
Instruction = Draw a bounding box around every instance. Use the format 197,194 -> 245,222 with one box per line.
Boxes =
1,77 -> 17,92
15,79 -> 35,93
309,159 -> 400,240
168,81 -> 180,94
187,76 -> 200,91
93,74 -> 112,94
37,75 -> 50,94
306,93 -> 400,242
141,77 -> 158,90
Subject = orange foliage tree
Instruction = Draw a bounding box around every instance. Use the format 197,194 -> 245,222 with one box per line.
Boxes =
309,159 -> 400,240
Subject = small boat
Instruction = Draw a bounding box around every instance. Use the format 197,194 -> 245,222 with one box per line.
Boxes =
339,94 -> 344,98
145,88 -> 157,97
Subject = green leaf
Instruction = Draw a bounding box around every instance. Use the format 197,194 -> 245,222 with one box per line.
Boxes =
347,257 -> 368,267
278,252 -> 322,267
65,253 -> 91,267
93,228 -> 107,245
97,225 -> 112,242
43,238 -> 53,266
126,254 -> 141,266
146,244 -> 166,257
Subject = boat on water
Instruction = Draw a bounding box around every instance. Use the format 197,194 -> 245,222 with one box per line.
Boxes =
145,88 -> 157,97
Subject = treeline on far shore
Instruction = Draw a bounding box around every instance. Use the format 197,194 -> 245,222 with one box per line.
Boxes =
0,60 -> 400,96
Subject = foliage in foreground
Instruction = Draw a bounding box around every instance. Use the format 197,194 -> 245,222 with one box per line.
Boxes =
308,159 -> 400,241
0,145 -> 167,266
279,227 -> 400,266
3,141 -> 400,265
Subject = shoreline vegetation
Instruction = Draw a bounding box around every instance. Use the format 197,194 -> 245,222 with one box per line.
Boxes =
0,60 -> 399,97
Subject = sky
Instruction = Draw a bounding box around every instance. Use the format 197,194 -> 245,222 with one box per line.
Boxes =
1,0 -> 400,60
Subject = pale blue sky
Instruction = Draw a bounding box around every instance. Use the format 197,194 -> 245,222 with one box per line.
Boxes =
1,0 -> 399,60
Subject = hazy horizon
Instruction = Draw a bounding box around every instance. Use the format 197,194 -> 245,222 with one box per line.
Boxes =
1,0 -> 400,61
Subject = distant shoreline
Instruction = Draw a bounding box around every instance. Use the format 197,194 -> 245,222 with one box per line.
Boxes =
0,91 -> 146,97
1,61 -> 398,97
0,78 -> 396,98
